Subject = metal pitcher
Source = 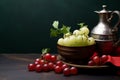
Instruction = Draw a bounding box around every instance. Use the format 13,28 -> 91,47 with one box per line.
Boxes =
91,5 -> 120,56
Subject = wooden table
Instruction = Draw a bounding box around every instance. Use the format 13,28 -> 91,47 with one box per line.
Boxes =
0,54 -> 120,80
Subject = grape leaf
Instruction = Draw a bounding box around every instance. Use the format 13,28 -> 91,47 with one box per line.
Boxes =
50,21 -> 71,37
60,25 -> 71,34
41,48 -> 50,54
78,23 -> 85,28
50,28 -> 59,37
52,21 -> 59,29
78,23 -> 88,28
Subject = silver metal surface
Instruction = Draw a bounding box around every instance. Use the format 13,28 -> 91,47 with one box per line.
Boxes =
91,5 -> 120,55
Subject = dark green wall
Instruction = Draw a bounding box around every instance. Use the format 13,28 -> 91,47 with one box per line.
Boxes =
0,0 -> 120,53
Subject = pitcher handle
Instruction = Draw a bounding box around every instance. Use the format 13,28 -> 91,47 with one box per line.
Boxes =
111,11 -> 120,46
110,11 -> 120,33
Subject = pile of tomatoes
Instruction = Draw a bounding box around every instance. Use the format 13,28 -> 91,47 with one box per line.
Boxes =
88,54 -> 109,66
27,53 -> 78,76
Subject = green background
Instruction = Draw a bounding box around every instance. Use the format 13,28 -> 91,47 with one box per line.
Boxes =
0,0 -> 120,53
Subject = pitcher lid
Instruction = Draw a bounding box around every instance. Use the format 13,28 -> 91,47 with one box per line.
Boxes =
95,5 -> 112,13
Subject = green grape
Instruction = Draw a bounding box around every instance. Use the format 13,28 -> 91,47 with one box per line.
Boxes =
87,37 -> 95,45
73,30 -> 80,36
76,35 -> 84,46
57,38 -> 64,46
63,37 -> 71,46
82,35 -> 88,42
81,35 -> 88,46
63,33 -> 71,38
80,26 -> 89,35
79,30 -> 84,35
69,35 -> 77,46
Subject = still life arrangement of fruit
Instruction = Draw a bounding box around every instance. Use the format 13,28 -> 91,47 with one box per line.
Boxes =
27,21 -> 120,76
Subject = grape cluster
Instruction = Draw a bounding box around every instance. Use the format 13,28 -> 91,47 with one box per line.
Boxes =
57,26 -> 95,47
88,55 -> 108,66
28,53 -> 78,76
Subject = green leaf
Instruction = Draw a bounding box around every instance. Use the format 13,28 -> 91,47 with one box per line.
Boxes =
60,25 -> 71,34
78,23 -> 85,28
41,48 -> 50,54
84,25 -> 88,27
50,21 -> 71,38
52,21 -> 59,29
50,28 -> 59,37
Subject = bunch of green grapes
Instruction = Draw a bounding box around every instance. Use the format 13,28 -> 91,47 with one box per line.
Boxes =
57,26 -> 95,47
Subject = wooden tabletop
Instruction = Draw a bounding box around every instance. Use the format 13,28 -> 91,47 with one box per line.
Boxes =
0,53 -> 120,80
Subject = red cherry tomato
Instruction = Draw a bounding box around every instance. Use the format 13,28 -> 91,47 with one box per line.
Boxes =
63,68 -> 70,76
39,59 -> 45,65
70,67 -> 78,75
28,63 -> 35,71
34,61 -> 40,65
100,55 -> 108,63
35,58 -> 41,62
92,56 -> 100,65
61,64 -> 69,70
48,62 -> 54,70
43,63 -> 49,72
50,55 -> 57,62
54,66 -> 62,73
88,60 -> 95,66
43,53 -> 51,61
56,61 -> 63,67
35,64 -> 43,72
